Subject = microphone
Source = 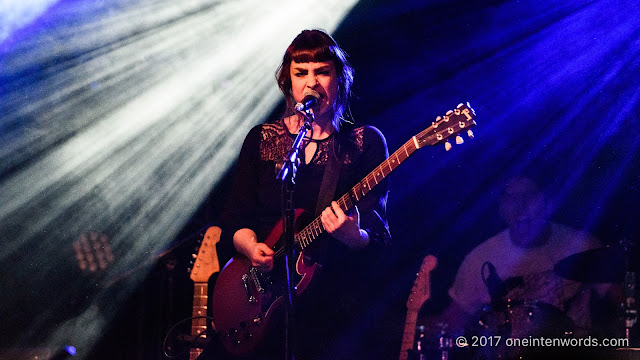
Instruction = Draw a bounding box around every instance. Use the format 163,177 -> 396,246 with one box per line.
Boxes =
482,261 -> 507,304
295,90 -> 321,112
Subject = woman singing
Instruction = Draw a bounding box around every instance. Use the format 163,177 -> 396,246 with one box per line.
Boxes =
211,29 -> 391,360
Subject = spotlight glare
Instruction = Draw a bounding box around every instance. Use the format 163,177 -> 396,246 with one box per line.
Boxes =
0,0 -> 60,43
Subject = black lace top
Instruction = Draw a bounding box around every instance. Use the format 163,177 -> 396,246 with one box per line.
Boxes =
220,119 -> 391,358
223,119 -> 390,251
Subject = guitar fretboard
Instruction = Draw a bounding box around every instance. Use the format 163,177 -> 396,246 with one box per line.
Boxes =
294,137 -> 420,250
190,283 -> 208,360
399,310 -> 419,360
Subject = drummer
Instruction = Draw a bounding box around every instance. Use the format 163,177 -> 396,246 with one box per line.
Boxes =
439,175 -> 619,338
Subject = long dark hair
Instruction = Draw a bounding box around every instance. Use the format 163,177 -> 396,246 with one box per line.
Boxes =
275,29 -> 354,128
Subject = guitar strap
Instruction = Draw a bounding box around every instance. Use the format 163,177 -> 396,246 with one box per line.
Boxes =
314,131 -> 344,217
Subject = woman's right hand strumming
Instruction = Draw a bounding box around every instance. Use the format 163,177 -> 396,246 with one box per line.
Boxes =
233,228 -> 274,272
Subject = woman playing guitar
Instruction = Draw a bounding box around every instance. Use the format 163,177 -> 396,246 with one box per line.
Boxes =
208,29 -> 391,360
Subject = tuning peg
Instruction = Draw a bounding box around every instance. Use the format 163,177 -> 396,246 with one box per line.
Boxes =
467,129 -> 474,139
456,135 -> 464,144
445,141 -> 452,151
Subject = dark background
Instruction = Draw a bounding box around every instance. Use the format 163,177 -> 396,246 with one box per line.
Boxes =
2,0 -> 639,359
159,0 -> 640,358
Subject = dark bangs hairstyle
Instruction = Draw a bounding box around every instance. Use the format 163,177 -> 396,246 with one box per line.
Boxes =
276,29 -> 354,128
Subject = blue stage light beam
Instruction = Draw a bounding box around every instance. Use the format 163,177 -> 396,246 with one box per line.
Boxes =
0,0 -> 60,43
0,0 -> 358,356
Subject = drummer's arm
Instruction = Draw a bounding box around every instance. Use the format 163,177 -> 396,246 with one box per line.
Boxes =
589,281 -> 623,305
589,282 -> 624,336
596,282 -> 623,305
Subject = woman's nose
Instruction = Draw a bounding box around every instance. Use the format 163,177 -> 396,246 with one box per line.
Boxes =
306,75 -> 318,87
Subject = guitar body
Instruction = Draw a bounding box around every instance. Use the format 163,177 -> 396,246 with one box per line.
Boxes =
211,209 -> 319,357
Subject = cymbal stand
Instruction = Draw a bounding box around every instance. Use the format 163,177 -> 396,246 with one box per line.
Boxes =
437,324 -> 452,360
622,238 -> 637,343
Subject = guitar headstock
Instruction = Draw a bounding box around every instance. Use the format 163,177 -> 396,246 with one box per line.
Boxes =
406,255 -> 438,311
415,102 -> 476,151
190,226 -> 222,282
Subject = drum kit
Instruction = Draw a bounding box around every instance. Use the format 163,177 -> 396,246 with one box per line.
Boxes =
554,240 -> 638,344
409,240 -> 638,360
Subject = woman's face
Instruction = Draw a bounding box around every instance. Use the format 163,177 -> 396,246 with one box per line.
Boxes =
289,60 -> 339,122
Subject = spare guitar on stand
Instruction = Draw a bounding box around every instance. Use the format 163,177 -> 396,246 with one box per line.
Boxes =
189,226 -> 222,360
399,255 -> 438,360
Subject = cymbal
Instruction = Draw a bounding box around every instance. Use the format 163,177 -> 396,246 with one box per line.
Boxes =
554,246 -> 639,283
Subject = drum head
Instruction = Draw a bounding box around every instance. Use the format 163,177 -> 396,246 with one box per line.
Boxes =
474,300 -> 573,338
470,301 -> 574,359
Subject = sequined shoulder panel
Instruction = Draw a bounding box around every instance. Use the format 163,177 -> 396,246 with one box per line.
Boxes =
259,122 -> 292,162
342,127 -> 365,165
258,122 -> 366,165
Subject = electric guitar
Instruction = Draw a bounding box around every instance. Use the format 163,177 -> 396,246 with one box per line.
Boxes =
189,226 -> 221,360
399,255 -> 438,360
212,103 -> 476,356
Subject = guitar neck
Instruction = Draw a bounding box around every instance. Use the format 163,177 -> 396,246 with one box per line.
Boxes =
295,137 -> 419,250
190,282 -> 208,360
294,102 -> 476,251
399,309 -> 419,360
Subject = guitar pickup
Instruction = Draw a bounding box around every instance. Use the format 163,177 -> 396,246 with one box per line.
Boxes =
249,267 -> 266,293
241,274 -> 257,303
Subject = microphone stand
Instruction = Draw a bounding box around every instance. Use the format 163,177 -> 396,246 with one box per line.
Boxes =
482,261 -> 511,338
276,109 -> 314,360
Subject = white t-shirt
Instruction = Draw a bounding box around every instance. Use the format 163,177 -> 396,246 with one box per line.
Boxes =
448,223 -> 601,329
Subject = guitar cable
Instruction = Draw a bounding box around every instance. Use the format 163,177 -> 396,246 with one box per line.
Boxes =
162,315 -> 217,359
